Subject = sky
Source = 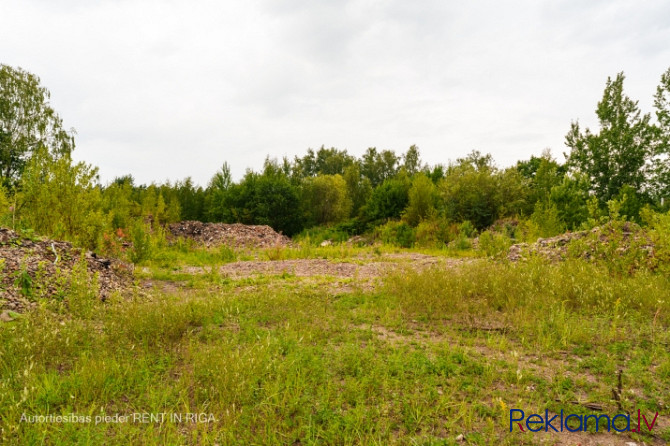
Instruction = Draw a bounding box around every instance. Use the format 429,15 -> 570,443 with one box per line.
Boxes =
2,0 -> 670,186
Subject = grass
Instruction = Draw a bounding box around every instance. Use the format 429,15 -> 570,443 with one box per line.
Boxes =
1,245 -> 669,445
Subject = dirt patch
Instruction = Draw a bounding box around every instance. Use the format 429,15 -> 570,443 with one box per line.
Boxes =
183,255 -> 467,280
0,228 -> 133,313
168,221 -> 291,248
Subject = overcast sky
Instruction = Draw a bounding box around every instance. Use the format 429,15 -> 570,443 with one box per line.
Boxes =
2,0 -> 670,186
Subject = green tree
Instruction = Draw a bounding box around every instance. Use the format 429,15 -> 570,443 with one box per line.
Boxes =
216,159 -> 303,236
439,152 -> 499,229
548,174 -> 590,230
565,72 -> 655,204
302,174 -> 351,225
293,146 -> 355,178
206,163 -> 233,222
342,163 -> 372,216
364,174 -> 410,222
401,145 -> 422,176
17,148 -> 104,248
0,65 -> 75,187
653,66 -> 670,201
361,147 -> 399,187
403,173 -> 437,226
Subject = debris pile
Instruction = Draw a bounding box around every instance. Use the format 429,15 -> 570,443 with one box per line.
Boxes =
0,228 -> 133,313
507,222 -> 654,262
168,221 -> 292,248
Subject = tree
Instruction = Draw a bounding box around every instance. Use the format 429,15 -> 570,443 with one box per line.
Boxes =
342,163 -> 372,216
293,146 -> 355,178
364,174 -> 410,222
565,72 -> 655,204
653,66 -> 670,201
439,152 -> 500,229
206,163 -> 233,221
17,147 -> 103,248
403,173 -> 437,226
401,145 -> 422,176
301,174 -> 351,225
361,147 -> 399,187
0,65 -> 75,187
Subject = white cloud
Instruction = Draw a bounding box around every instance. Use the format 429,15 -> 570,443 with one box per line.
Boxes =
2,0 -> 669,184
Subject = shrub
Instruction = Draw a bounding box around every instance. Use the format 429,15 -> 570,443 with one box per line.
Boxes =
374,221 -> 416,248
478,230 -> 512,258
129,222 -> 154,264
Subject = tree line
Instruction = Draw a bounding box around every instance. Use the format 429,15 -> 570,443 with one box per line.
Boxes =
1,64 -> 670,250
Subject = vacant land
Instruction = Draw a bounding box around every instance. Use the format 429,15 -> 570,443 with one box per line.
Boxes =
1,242 -> 669,445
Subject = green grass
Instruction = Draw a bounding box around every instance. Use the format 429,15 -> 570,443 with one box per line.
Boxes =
1,249 -> 669,444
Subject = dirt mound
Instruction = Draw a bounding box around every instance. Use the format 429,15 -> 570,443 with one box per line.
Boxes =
507,222 -> 654,262
168,221 -> 291,248
0,228 -> 133,313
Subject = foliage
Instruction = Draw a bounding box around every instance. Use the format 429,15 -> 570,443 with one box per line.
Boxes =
402,173 -> 437,227
478,230 -> 513,258
293,146 -> 355,178
342,163 -> 372,217
301,174 -> 351,225
360,147 -> 399,187
129,221 -> 154,264
414,217 -> 451,248
364,175 -> 410,223
401,144 -> 423,176
652,66 -> 670,200
374,220 -> 415,247
548,173 -> 590,230
217,160 -> 304,236
0,183 -> 10,226
565,72 -> 655,205
0,64 -> 75,188
529,200 -> 565,238
439,152 -> 500,229
16,148 -> 105,249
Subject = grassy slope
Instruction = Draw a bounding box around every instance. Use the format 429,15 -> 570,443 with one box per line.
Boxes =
1,245 -> 669,445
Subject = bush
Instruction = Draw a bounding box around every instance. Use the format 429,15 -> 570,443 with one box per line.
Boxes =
478,230 -> 512,257
415,217 -> 451,248
129,222 -> 154,264
374,221 -> 416,248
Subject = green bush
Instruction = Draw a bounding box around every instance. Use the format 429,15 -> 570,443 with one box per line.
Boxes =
478,230 -> 512,258
374,220 -> 416,248
414,217 -> 451,248
129,222 -> 154,264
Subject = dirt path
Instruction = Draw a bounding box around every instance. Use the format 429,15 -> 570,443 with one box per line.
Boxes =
184,254 -> 472,279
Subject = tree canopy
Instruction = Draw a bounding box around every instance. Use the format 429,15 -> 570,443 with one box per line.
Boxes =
0,64 -> 75,188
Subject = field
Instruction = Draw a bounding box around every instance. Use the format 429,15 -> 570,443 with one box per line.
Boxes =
1,239 -> 669,446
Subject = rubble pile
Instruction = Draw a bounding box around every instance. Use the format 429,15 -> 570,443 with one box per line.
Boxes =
507,222 -> 654,262
168,221 -> 292,248
0,228 -> 133,313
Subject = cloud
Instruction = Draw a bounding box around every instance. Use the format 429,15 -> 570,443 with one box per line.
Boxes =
2,0 -> 669,185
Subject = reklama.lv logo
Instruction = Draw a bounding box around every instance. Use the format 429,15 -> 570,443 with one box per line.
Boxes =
510,409 -> 659,433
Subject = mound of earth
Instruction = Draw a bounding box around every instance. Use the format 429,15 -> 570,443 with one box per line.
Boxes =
168,221 -> 291,248
507,222 -> 654,262
0,228 -> 133,314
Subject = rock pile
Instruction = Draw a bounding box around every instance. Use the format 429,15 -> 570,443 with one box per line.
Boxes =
0,228 -> 133,313
507,222 -> 654,262
168,221 -> 292,248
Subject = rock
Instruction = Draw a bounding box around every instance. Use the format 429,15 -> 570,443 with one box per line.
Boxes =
0,227 -> 133,313
320,240 -> 332,247
0,311 -> 15,322
507,223 -> 654,264
168,221 -> 291,248
455,434 -> 465,442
